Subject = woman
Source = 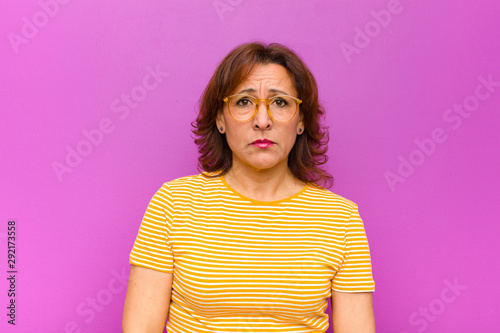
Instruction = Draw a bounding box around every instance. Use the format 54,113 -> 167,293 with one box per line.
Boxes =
122,42 -> 376,332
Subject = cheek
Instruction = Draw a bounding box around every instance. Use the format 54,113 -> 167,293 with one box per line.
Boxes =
225,132 -> 237,152
225,124 -> 247,150
284,123 -> 299,145
285,134 -> 298,150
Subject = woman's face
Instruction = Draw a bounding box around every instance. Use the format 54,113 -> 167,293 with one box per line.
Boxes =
216,63 -> 304,174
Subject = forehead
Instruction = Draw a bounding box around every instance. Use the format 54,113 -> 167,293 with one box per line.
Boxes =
233,63 -> 296,95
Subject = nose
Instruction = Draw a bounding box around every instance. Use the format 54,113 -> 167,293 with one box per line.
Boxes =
252,100 -> 272,130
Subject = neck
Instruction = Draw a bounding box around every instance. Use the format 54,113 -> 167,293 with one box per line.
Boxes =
224,159 -> 305,202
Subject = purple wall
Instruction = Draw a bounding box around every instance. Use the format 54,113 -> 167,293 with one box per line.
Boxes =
1,1 -> 499,332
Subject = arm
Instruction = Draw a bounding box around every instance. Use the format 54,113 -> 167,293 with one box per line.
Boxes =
331,291 -> 375,333
122,264 -> 173,333
331,202 -> 376,332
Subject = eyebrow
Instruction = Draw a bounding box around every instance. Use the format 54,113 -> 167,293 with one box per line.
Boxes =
235,88 -> 290,96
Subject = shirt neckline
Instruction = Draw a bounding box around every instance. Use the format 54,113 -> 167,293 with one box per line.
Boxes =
219,175 -> 309,205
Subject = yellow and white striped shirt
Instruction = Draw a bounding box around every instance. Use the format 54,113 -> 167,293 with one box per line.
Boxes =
129,173 -> 375,332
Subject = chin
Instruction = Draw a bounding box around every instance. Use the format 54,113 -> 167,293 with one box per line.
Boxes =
235,152 -> 287,171
248,160 -> 283,171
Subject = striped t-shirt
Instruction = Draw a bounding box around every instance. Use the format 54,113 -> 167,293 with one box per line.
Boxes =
129,173 -> 375,332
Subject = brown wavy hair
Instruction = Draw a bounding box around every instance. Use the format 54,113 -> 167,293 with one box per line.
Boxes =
191,42 -> 333,188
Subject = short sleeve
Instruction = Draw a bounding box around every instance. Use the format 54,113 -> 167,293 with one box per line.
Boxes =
129,183 -> 174,273
332,203 -> 375,292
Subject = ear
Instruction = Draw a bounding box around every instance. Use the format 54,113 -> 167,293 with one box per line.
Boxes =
296,112 -> 305,135
216,109 -> 226,134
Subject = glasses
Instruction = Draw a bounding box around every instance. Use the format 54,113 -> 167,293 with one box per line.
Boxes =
223,94 -> 302,122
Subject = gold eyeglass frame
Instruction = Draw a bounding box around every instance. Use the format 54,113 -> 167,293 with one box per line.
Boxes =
223,94 -> 302,122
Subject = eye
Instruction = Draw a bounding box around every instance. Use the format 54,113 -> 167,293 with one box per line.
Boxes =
235,96 -> 254,107
272,97 -> 289,108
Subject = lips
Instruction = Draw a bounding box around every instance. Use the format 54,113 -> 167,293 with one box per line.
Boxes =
251,139 -> 275,148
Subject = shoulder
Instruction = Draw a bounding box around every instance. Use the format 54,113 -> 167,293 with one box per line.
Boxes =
166,172 -> 217,186
302,184 -> 359,212
149,174 -> 219,206
158,173 -> 221,194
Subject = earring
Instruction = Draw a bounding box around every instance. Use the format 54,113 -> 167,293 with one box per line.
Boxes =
220,127 -> 224,132
298,128 -> 303,133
